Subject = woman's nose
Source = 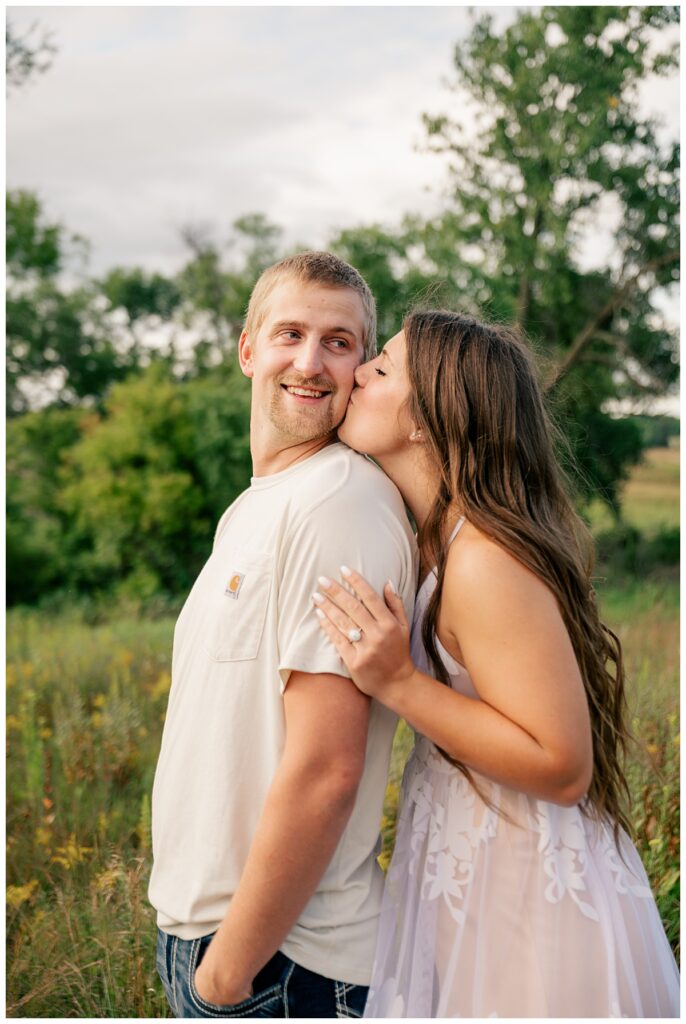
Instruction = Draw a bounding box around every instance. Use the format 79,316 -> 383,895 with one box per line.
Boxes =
353,362 -> 369,387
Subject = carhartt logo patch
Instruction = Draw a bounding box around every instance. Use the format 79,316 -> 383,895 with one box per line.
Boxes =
225,572 -> 245,598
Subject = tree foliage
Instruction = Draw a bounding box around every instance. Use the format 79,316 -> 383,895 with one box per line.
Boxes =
415,5 -> 679,505
177,213 -> 283,363
6,19 -> 56,92
6,407 -> 84,604
55,363 -> 252,600
6,191 -> 138,414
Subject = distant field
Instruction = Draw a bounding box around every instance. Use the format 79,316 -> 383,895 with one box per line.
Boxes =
587,443 -> 680,533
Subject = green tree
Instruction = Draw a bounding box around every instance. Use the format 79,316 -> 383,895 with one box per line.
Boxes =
177,213 -> 283,368
98,266 -> 182,363
6,406 -> 84,604
6,191 -> 135,414
417,5 -> 679,508
329,221 -> 436,343
58,363 -> 252,599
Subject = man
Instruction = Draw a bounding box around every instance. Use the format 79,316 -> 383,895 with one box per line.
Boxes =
149,251 -> 417,1018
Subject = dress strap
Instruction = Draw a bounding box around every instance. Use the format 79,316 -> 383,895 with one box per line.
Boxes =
447,516 -> 466,547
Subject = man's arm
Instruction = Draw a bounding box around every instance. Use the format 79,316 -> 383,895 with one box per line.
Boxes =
194,669 -> 370,1005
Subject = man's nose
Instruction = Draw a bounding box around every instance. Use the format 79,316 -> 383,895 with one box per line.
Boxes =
292,339 -> 324,377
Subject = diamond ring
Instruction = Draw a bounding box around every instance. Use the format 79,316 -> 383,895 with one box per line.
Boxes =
347,627 -> 363,643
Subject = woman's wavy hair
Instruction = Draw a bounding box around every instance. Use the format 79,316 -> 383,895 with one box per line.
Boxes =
403,309 -> 631,839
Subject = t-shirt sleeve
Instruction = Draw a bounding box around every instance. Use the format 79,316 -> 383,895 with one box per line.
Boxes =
276,498 -> 416,693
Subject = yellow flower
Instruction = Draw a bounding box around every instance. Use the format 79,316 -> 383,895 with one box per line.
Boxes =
150,671 -> 171,701
92,694 -> 107,709
93,866 -> 123,899
50,833 -> 94,870
35,825 -> 52,848
7,879 -> 39,910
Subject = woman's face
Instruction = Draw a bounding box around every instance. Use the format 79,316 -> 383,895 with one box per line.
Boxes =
338,330 -> 416,460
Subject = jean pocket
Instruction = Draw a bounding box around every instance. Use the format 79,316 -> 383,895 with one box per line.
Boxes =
334,980 -> 368,1018
187,938 -> 283,1018
156,930 -> 177,1016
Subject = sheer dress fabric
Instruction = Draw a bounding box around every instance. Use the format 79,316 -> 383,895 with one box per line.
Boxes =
365,519 -> 679,1018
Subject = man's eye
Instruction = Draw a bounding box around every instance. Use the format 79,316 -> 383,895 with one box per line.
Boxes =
375,367 -> 386,376
329,339 -> 349,350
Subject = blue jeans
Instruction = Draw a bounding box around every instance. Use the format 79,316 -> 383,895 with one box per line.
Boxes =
156,929 -> 368,1018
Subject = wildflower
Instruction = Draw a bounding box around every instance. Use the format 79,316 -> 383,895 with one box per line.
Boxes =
50,833 -> 94,869
150,671 -> 171,701
35,825 -> 52,847
7,879 -> 39,910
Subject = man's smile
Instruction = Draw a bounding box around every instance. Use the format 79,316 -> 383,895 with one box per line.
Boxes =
280,383 -> 333,403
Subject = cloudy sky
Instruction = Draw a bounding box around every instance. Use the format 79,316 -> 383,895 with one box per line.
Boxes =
8,7 -> 679,270
8,5 -> 511,274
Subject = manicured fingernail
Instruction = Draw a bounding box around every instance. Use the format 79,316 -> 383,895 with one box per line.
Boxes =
318,576 -> 332,588
312,591 -> 325,604
387,579 -> 397,594
340,565 -> 352,577
314,608 -> 325,620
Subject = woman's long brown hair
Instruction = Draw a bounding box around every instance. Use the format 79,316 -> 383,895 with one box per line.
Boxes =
404,309 -> 631,840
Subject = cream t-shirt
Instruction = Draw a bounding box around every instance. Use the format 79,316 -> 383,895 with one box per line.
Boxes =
149,443 -> 417,985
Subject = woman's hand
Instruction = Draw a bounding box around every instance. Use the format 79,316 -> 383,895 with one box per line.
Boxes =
313,567 -> 416,701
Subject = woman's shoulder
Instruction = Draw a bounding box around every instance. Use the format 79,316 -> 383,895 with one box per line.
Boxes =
443,521 -> 554,612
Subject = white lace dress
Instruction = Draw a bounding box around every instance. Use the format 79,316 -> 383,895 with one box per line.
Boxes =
365,521 -> 680,1018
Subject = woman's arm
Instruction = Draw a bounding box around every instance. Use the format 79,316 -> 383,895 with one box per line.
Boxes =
313,538 -> 593,805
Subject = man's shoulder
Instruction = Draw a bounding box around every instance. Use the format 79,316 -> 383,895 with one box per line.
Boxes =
293,444 -> 406,516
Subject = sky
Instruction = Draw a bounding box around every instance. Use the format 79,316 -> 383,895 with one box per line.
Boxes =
7,5 -> 504,274
6,5 -> 680,413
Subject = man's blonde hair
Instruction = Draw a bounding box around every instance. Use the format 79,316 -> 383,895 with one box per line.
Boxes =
244,251 -> 377,360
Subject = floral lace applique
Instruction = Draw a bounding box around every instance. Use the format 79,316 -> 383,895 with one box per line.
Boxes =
403,763 -> 499,923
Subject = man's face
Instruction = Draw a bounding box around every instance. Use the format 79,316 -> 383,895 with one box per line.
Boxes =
239,278 -> 367,447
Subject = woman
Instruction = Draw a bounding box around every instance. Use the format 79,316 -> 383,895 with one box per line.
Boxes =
312,311 -> 679,1017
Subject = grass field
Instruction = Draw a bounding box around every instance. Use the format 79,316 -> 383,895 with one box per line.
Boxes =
6,449 -> 679,1017
587,442 -> 680,533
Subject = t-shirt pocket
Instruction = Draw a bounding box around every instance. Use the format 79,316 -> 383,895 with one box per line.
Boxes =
208,550 -> 273,662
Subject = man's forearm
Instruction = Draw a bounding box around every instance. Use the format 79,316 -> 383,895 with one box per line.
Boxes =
197,760 -> 360,1000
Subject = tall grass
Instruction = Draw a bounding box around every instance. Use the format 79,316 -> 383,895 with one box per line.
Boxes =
7,611 -> 175,1018
7,577 -> 678,1016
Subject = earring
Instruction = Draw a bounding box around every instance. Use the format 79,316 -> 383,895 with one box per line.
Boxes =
409,430 -> 422,441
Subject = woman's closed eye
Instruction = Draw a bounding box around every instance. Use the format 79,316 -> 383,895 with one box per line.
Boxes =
375,367 -> 386,377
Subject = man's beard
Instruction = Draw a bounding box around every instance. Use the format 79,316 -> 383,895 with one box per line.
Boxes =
268,375 -> 341,442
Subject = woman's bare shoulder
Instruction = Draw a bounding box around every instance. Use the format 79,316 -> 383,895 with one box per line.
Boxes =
444,521 -> 555,610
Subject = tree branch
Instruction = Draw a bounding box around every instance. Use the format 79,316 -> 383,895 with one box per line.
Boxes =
544,249 -> 679,392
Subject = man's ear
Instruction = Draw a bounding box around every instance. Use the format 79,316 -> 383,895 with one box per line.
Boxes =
238,330 -> 254,378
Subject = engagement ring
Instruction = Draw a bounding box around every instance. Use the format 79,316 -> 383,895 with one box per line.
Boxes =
347,627 -> 363,643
